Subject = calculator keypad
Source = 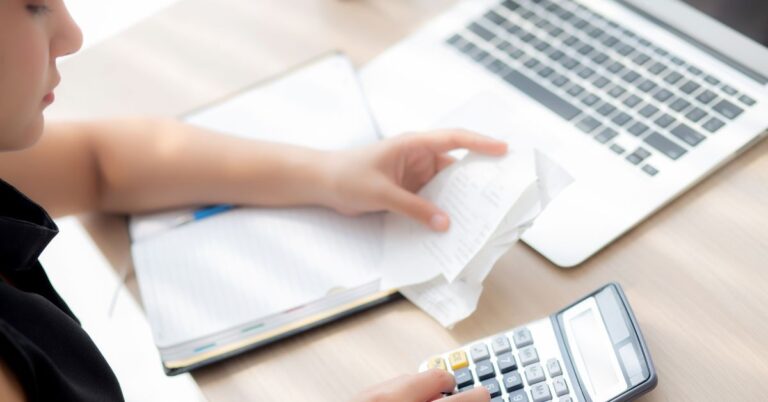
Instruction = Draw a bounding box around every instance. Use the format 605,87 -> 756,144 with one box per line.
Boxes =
422,320 -> 577,402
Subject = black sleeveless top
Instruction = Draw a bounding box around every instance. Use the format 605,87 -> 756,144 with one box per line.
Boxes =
0,179 -> 124,401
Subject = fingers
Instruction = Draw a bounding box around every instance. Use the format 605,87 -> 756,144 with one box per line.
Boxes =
410,129 -> 508,156
436,154 -> 457,172
443,387 -> 491,402
394,369 -> 457,401
381,185 -> 450,231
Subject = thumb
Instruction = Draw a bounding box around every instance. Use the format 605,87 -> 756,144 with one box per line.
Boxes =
381,185 -> 450,231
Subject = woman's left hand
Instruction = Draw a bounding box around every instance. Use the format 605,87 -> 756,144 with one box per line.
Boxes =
322,129 -> 507,231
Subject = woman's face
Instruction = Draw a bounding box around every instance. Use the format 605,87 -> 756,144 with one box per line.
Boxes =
0,0 -> 82,151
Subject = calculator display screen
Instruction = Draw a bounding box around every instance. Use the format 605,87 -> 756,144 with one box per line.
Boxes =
569,308 -> 626,399
559,286 -> 650,402
562,299 -> 627,401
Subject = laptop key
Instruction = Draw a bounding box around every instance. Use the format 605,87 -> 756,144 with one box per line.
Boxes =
567,84 -> 585,97
549,50 -> 565,61
612,112 -> 632,126
687,65 -> 703,76
524,58 -> 540,69
502,70 -> 582,120
484,10 -> 507,26
637,79 -> 657,93
671,123 -> 705,146
595,128 -> 618,143
632,52 -> 651,65
639,104 -> 660,118
578,67 -> 596,79
581,94 -> 600,106
644,132 -> 687,160
670,98 -> 691,112
552,75 -> 570,87
628,122 -> 649,136
538,67 -> 555,78
704,75 -> 720,85
592,52 -> 609,64
664,71 -> 683,84
561,57 -> 579,70
607,62 -> 625,74
722,85 -> 738,95
623,94 -> 642,108
622,71 -> 641,83
597,103 -> 616,116
647,62 -> 667,75
680,80 -> 701,94
578,44 -> 595,55
642,164 -> 659,176
616,44 -> 635,56
713,99 -> 744,119
654,113 -> 676,128
469,23 -> 495,41
738,94 -> 756,106
695,89 -> 717,105
610,144 -> 626,154
703,117 -> 725,133
608,85 -> 626,98
685,107 -> 707,123
653,89 -> 673,102
593,76 -> 610,89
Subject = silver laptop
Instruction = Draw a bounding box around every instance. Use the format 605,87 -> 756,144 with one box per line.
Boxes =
361,0 -> 768,267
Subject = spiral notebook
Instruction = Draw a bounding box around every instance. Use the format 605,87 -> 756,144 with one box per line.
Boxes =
130,52 -> 398,375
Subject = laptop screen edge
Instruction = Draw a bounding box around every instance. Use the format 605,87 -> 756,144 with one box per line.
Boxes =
617,0 -> 768,85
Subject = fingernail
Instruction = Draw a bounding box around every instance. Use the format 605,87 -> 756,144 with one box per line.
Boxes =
430,213 -> 450,231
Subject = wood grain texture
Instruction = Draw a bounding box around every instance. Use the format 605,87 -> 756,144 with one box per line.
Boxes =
57,0 -> 768,400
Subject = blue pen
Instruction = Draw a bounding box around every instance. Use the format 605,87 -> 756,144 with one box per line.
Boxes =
171,204 -> 235,229
192,204 -> 235,221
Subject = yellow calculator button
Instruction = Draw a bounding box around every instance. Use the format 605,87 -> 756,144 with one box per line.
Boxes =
448,351 -> 469,370
426,356 -> 447,370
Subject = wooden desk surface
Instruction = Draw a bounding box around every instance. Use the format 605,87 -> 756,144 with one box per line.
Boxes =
50,0 -> 768,400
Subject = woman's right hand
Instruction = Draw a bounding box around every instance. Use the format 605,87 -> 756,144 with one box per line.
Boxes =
351,369 -> 490,402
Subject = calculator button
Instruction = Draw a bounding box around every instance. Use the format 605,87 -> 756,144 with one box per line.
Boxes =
513,328 -> 534,348
531,383 -> 553,402
426,356 -> 446,371
497,353 -> 518,373
476,360 -> 496,381
559,397 -> 573,402
518,346 -> 540,366
552,376 -> 569,396
509,389 -> 530,402
481,379 -> 502,398
503,371 -> 524,392
524,364 -> 546,385
449,351 -> 470,370
546,359 -> 562,377
470,343 -> 491,362
454,368 -> 474,388
491,398 -> 504,402
491,335 -> 512,355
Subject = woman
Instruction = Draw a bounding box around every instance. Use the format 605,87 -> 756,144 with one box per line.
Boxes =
0,1 -> 505,401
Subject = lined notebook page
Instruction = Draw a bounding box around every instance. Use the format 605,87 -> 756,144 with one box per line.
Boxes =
132,208 -> 381,348
131,53 -> 384,348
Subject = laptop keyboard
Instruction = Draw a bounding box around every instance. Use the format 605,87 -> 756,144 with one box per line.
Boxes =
445,0 -> 758,176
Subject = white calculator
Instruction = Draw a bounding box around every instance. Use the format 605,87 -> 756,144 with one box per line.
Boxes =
420,283 -> 656,402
